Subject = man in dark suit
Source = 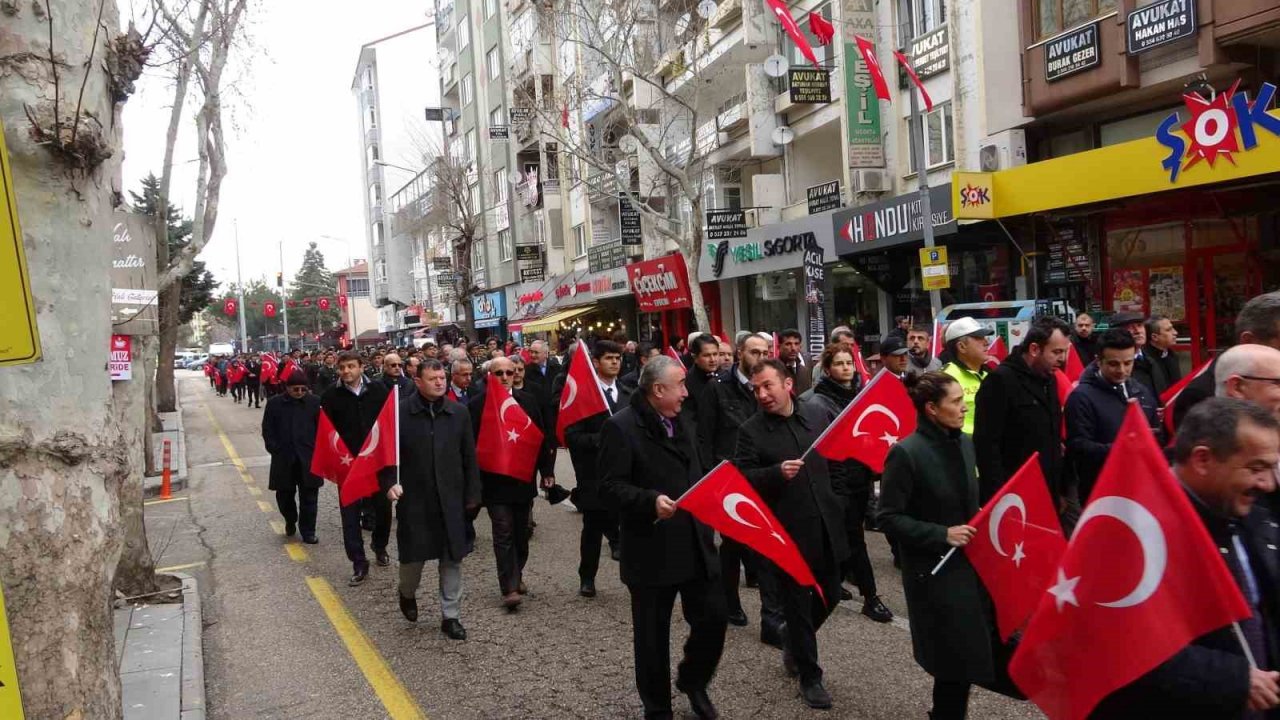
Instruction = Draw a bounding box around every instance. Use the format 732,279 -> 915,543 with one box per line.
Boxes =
1176,291 -> 1280,429
1145,315 -> 1183,398
682,333 -> 723,425
1093,398 -> 1280,718
565,340 -> 630,598
261,371 -> 323,542
524,339 -> 562,390
600,355 -> 726,720
468,357 -> 556,610
735,358 -> 848,710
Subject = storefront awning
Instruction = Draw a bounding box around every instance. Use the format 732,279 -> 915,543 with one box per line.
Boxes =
509,305 -> 597,334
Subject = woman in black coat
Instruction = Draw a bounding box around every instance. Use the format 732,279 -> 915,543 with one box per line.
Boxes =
878,371 -> 1020,720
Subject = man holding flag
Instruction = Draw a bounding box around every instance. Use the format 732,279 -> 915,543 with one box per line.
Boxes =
734,358 -> 848,710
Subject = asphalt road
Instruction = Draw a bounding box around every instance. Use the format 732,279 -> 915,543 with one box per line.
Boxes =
150,370 -> 1042,719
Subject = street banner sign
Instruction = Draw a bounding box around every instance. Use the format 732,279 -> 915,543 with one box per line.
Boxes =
110,334 -> 133,381
0,116 -> 41,367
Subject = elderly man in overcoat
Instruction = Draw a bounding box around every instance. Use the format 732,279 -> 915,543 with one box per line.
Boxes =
380,358 -> 481,641
261,372 -> 323,543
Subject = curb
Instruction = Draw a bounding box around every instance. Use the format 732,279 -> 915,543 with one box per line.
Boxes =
172,573 -> 206,720
146,381 -> 190,498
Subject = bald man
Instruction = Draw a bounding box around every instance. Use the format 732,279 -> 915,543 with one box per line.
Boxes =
1216,344 -> 1280,419
378,353 -> 413,394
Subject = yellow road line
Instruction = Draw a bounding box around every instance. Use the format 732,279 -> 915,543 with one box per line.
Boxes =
247,485 -> 262,496
157,561 -> 206,573
257,500 -> 273,513
284,543 -> 310,563
145,496 -> 188,506
269,520 -> 285,536
204,405 -> 249,473
305,577 -> 426,720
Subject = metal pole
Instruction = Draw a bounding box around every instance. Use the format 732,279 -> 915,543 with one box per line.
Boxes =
904,21 -> 942,321
279,240 -> 291,353
235,221 -> 248,350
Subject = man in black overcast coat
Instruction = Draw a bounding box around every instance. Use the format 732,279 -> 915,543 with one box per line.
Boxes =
261,372 -> 323,542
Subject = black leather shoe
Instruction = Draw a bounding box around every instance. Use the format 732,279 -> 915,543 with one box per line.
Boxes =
726,609 -> 748,627
783,647 -> 799,677
840,587 -> 853,601
761,622 -> 785,649
399,594 -> 418,622
284,520 -> 296,537
579,580 -> 597,598
744,575 -> 759,589
800,680 -> 833,709
302,533 -> 318,545
678,685 -> 719,720
375,550 -> 391,567
609,543 -> 622,562
441,618 -> 467,640
862,597 -> 894,623
348,565 -> 368,587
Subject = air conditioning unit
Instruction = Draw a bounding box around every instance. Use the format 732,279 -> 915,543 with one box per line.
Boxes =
979,129 -> 1028,172
852,169 -> 890,193
743,208 -> 761,228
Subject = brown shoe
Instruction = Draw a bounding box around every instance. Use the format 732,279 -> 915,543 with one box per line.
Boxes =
502,592 -> 522,610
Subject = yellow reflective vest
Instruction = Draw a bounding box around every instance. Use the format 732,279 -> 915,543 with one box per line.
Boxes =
942,361 -> 988,435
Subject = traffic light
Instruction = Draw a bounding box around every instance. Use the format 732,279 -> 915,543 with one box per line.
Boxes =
275,272 -> 283,287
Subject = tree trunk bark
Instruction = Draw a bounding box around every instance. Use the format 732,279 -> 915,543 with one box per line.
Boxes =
155,283 -> 181,411
0,2 -> 127,718
684,201 -> 710,332
114,336 -> 159,598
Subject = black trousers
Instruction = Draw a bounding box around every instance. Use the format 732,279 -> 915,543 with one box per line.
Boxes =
340,494 -> 391,568
931,679 -> 972,720
578,509 -> 619,582
842,487 -> 878,600
781,541 -> 843,685
276,485 -> 319,535
722,539 -> 785,630
245,382 -> 260,407
488,503 -> 531,595
628,577 -> 727,718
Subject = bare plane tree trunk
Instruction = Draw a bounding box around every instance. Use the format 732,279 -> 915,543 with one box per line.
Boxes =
0,2 -> 128,718
114,335 -> 159,597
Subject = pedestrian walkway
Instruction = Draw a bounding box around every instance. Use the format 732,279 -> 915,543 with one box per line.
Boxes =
115,575 -> 205,719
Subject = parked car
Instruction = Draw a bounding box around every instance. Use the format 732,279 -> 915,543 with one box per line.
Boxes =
185,354 -> 209,370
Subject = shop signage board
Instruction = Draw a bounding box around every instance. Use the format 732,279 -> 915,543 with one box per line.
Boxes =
515,245 -> 541,262
832,184 -> 955,255
520,267 -> 545,283
910,25 -> 950,79
587,239 -> 628,273
842,0 -> 883,168
431,256 -> 452,270
618,195 -> 643,246
788,68 -> 832,104
802,241 -> 827,358
1126,0 -> 1196,55
700,211 -> 840,282
806,180 -> 842,215
1044,221 -> 1091,284
110,334 -> 133,380
509,107 -> 534,129
471,291 -> 507,328
918,246 -> 950,291
111,212 -> 159,336
0,116 -> 41,367
1045,21 -> 1100,82
489,125 -> 510,140
705,209 -> 748,240
628,253 -> 692,312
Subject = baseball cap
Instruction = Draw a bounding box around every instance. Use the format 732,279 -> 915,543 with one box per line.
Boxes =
943,317 -> 995,343
880,336 -> 910,356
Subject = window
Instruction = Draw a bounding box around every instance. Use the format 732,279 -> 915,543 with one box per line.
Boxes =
487,46 -> 500,79
485,0 -> 497,19
489,105 -> 504,130
368,182 -> 383,207
573,224 -> 588,258
468,182 -> 479,216
902,0 -> 946,40
492,170 -> 508,204
1036,0 -> 1116,39
458,18 -> 470,50
465,130 -> 477,165
790,4 -> 832,66
461,73 -> 474,106
365,144 -> 379,168
375,260 -> 388,284
499,229 -> 513,261
723,186 -> 742,210
372,221 -> 385,247
472,238 -> 485,273
347,277 -> 371,297
907,101 -> 954,171
367,106 -> 377,129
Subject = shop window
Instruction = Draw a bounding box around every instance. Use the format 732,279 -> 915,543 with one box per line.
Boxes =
1036,0 -> 1116,40
743,271 -> 800,332
907,102 -> 954,171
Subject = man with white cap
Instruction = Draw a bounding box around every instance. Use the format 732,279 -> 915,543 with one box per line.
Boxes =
940,317 -> 994,435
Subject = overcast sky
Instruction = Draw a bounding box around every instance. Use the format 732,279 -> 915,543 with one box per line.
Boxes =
120,0 -> 432,289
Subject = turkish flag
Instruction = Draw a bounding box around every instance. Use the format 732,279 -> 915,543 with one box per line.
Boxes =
555,339 -> 611,445
311,409 -> 353,483
665,345 -> 683,363
279,358 -> 298,384
318,297 -> 332,311
223,298 -> 237,317
519,348 -> 532,365
931,320 -> 945,360
260,357 -> 278,384
341,387 -> 399,507
985,336 -> 1008,369
1009,402 -> 1251,720
476,374 -> 544,481
303,298 -> 312,307
807,11 -> 835,45
810,371 -> 915,473
263,301 -> 277,318
850,341 -> 871,379
764,0 -> 821,69
964,453 -> 1067,640
338,294 -> 349,308
677,461 -> 825,603
1160,357 -> 1213,437
893,49 -> 934,111
1064,343 -> 1086,383
853,35 -> 891,102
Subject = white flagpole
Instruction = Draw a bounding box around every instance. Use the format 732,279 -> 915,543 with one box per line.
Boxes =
394,384 -> 401,490
931,547 -> 957,576
1232,622 -> 1259,669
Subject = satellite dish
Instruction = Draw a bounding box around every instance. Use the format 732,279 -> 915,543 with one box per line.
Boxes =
674,12 -> 691,36
763,54 -> 789,78
771,126 -> 795,145
507,169 -> 525,185
696,0 -> 717,19
618,134 -> 638,153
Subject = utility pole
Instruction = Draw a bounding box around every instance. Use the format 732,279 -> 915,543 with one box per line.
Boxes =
279,240 -> 291,353
903,20 -> 942,320
234,220 -> 248,350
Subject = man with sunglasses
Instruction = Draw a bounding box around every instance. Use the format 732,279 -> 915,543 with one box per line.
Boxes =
377,352 -> 413,394
261,371 -> 323,543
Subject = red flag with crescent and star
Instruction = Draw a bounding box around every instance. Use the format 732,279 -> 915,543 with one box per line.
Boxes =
665,345 -> 683,363
985,335 -> 1008,369
341,387 -> 399,507
338,294 -> 349,309
807,11 -> 835,45
809,371 -> 915,473
318,297 -> 332,311
263,301 -> 277,318
893,49 -> 934,111
764,0 -> 821,69
310,408 -> 353,484
1159,357 -> 1213,437
964,453 -> 1067,641
853,35 -> 891,102
555,339 -> 611,445
223,298 -> 237,317
477,374 -> 544,481
677,461 -> 824,603
1009,401 -> 1251,720
850,340 -> 871,379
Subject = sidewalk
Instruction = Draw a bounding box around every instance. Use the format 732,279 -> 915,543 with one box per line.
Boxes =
115,574 -> 205,720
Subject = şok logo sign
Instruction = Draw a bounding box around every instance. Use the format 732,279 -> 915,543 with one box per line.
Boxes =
1155,80 -> 1280,182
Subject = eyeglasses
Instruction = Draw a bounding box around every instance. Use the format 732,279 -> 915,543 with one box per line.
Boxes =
1240,375 -> 1280,387
491,370 -> 515,377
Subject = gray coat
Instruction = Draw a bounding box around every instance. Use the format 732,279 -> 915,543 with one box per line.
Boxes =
878,416 -> 998,684
380,391 -> 481,563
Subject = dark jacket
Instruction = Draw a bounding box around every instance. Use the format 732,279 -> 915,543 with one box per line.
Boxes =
1148,346 -> 1183,400
878,416 -> 997,684
973,352 -> 1064,504
565,381 -> 631,511
680,366 -> 721,427
320,380 -> 390,459
618,368 -> 640,396
312,364 -> 338,394
468,388 -> 557,505
261,392 -> 323,491
599,391 -> 719,587
379,392 -> 481,563
1131,351 -> 1160,400
781,357 -> 812,395
1092,495 -> 1280,719
1173,355 -> 1219,430
734,399 -> 851,572
1071,333 -> 1098,366
377,373 -> 414,395
696,369 -> 759,473
1064,364 -> 1162,501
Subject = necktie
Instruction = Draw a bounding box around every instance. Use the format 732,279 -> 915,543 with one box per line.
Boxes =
605,386 -> 615,403
660,416 -> 674,438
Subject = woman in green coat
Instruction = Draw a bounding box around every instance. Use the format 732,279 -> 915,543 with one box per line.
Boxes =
878,371 -> 1017,720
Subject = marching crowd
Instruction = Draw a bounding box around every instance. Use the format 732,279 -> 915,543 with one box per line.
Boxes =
224,289 -> 1280,719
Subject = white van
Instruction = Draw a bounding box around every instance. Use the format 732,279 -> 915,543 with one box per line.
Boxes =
208,342 -> 235,356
